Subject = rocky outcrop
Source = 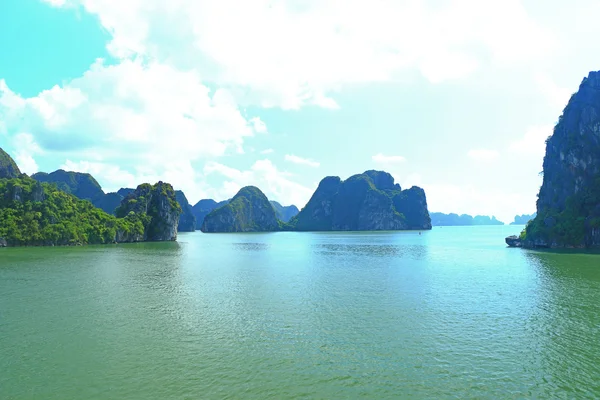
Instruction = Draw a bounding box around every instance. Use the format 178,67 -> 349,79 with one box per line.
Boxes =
270,201 -> 299,222
521,71 -> 600,248
175,190 -> 196,232
116,182 -> 181,241
192,199 -> 229,228
505,235 -> 523,247
0,147 -> 21,179
31,169 -> 129,214
291,170 -> 431,231
201,186 -> 280,232
32,170 -> 104,201
91,192 -> 122,215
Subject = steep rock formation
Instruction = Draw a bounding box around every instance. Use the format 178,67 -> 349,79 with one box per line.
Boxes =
0,148 -> 21,179
116,182 -> 181,241
522,71 -> 600,248
32,170 -> 104,201
0,176 -> 147,246
192,199 -> 229,228
270,201 -> 299,222
291,170 -> 431,231
117,188 -> 134,197
31,169 -> 126,214
92,192 -> 123,215
201,186 -> 279,232
175,190 -> 196,232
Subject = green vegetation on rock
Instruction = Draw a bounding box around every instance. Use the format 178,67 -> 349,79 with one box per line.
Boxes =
201,186 -> 280,232
0,148 -> 21,179
291,170 -> 431,231
116,182 -> 181,241
175,190 -> 196,232
270,201 -> 299,222
0,176 -> 147,246
32,170 -> 104,201
522,71 -> 600,248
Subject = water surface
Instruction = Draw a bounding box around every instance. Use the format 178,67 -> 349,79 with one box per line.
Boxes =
2,226 -> 600,399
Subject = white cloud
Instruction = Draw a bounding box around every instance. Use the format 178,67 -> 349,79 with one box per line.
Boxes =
42,0 -> 556,109
12,133 -> 42,174
510,125 -> 552,157
372,153 -> 406,165
204,159 -> 315,207
260,148 -> 274,155
284,154 -> 320,168
250,117 -> 267,134
468,149 -> 500,161
0,59 -> 271,201
534,72 -> 572,111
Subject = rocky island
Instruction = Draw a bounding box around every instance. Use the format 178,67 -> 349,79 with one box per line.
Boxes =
507,71 -> 600,248
0,148 -> 181,247
201,186 -> 281,232
291,170 -> 431,231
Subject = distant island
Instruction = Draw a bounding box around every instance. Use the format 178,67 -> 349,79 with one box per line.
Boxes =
510,213 -> 536,225
201,170 -> 432,233
430,213 -> 504,226
1,149 -> 433,246
507,71 -> 600,249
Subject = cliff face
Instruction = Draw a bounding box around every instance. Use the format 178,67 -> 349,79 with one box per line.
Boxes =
31,169 -> 126,214
32,170 -> 104,201
270,201 -> 299,222
0,148 -> 21,179
0,176 -> 147,246
292,170 -> 431,231
524,71 -> 600,248
201,186 -> 280,232
175,190 -> 196,232
192,199 -> 229,228
116,182 -> 181,241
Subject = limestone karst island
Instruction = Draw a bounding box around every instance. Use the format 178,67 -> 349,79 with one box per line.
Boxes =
506,71 -> 600,249
4,2 -> 600,397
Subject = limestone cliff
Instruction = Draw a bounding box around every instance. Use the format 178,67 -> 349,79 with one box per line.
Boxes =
0,147 -> 22,179
522,71 -> 600,248
175,190 -> 196,232
192,199 -> 229,228
116,182 -> 181,241
32,170 -> 104,201
201,186 -> 280,232
270,201 -> 299,222
291,170 -> 431,231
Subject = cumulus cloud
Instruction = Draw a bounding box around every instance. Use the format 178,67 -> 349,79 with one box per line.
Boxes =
284,154 -> 320,168
12,133 -> 42,174
260,148 -> 274,154
42,0 -> 555,109
0,60 -> 277,198
204,159 -> 315,207
510,125 -> 552,157
372,153 -> 406,165
467,149 -> 500,161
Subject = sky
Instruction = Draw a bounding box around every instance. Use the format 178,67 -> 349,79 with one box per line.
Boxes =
1,0 -> 600,223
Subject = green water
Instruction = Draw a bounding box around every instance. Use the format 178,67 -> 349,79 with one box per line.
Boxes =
1,226 -> 600,399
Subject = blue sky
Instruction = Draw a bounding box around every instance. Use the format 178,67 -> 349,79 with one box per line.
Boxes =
1,0 -> 600,223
